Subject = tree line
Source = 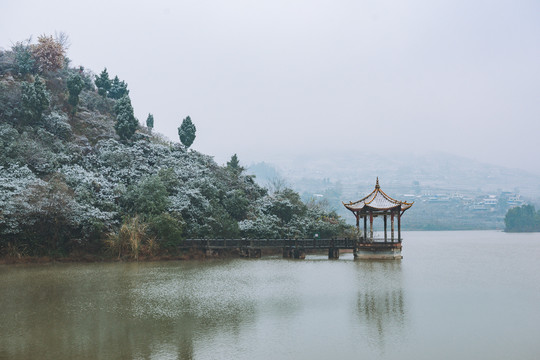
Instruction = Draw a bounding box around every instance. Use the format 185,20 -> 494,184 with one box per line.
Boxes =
504,205 -> 540,232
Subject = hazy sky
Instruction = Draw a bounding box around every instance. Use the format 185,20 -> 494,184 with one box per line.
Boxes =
2,0 -> 540,173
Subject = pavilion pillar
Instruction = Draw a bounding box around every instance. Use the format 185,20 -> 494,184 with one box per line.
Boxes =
363,216 -> 367,242
384,215 -> 387,242
398,213 -> 401,243
356,214 -> 359,229
369,212 -> 373,242
391,213 -> 395,243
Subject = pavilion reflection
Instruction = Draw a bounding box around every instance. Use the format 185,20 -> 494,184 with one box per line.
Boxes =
354,261 -> 407,349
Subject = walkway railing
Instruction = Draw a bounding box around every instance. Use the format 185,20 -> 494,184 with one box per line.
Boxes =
183,237 -> 401,250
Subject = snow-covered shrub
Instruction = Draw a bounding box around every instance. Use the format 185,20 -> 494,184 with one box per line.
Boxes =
0,165 -> 45,237
43,111 -> 72,140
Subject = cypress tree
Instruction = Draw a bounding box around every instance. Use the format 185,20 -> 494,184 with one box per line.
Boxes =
227,154 -> 245,175
66,73 -> 84,111
94,68 -> 111,97
108,75 -> 129,99
178,116 -> 196,148
114,95 -> 138,140
146,113 -> 154,129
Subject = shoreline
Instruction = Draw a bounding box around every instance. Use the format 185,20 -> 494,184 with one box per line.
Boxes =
0,247 -> 328,265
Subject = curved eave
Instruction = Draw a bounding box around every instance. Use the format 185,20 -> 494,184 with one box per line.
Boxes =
343,202 -> 364,212
401,202 -> 414,211
345,204 -> 401,213
343,179 -> 415,214
345,187 -> 405,207
343,188 -> 378,207
343,201 -> 414,213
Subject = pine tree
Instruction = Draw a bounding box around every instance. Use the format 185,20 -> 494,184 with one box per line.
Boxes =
146,113 -> 154,129
108,76 -> 129,99
227,154 -> 245,175
94,68 -> 111,97
21,76 -> 49,124
12,40 -> 35,76
114,95 -> 138,140
178,116 -> 196,148
66,73 -> 85,111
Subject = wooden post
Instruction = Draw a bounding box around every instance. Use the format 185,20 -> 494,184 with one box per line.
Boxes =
356,213 -> 359,229
369,212 -> 373,242
363,216 -> 367,242
384,215 -> 387,242
391,213 -> 395,243
398,213 -> 401,243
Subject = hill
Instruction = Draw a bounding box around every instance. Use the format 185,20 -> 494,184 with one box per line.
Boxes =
0,35 -> 350,259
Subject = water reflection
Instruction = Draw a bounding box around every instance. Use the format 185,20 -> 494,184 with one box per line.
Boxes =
3,232 -> 540,360
0,261 -> 260,360
0,259 -> 409,359
354,261 -> 406,350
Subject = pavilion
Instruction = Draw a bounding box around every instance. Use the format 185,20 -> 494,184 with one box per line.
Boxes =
343,179 -> 413,258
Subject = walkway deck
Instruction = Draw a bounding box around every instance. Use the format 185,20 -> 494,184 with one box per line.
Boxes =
182,238 -> 402,259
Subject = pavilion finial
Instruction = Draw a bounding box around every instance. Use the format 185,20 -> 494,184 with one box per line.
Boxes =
375,177 -> 380,189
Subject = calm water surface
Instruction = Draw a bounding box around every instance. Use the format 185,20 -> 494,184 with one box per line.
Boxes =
1,231 -> 540,359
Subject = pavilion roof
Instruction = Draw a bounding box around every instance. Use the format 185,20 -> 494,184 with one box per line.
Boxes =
343,178 -> 414,213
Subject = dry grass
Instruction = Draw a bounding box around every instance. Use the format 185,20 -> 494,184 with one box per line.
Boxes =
104,216 -> 159,260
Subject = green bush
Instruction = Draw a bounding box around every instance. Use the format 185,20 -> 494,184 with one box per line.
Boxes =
122,175 -> 170,216
148,213 -> 184,248
43,112 -> 72,140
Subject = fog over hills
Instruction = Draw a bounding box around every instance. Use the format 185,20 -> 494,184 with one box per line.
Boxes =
250,151 -> 540,197
248,151 -> 540,230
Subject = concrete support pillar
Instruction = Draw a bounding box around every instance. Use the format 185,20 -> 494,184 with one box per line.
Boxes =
283,247 -> 292,258
284,247 -> 305,259
328,248 -> 340,259
249,248 -> 261,258
294,248 -> 306,259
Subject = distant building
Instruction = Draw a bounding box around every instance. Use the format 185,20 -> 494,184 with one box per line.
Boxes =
508,194 -> 524,207
483,195 -> 498,206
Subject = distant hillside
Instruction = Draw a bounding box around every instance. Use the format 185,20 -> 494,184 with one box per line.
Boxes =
258,151 -> 540,195
248,151 -> 540,230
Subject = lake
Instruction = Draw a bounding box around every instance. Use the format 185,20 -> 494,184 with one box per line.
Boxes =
1,231 -> 539,359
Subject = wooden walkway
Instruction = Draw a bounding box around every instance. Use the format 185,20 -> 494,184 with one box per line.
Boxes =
182,238 -> 402,259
